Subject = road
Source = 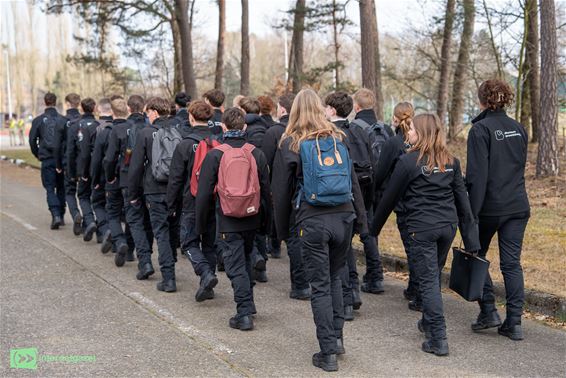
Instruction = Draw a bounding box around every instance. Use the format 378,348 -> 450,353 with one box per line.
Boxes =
0,160 -> 564,377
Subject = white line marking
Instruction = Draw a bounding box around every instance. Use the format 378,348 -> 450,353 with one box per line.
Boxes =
1,210 -> 38,230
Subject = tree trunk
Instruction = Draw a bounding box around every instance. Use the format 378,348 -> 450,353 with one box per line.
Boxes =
214,0 -> 225,90
482,0 -> 503,78
175,0 -> 197,99
449,0 -> 474,139
526,0 -> 540,142
288,0 -> 306,94
332,0 -> 340,89
436,0 -> 456,126
240,0 -> 250,95
359,0 -> 376,96
370,0 -> 384,120
520,68 -> 531,129
536,0 -> 559,176
171,19 -> 184,94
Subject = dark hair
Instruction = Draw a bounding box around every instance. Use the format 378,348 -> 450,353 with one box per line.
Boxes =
222,107 -> 246,130
258,95 -> 275,115
175,92 -> 191,107
65,93 -> 81,108
188,100 -> 213,122
127,95 -> 145,113
110,94 -> 124,101
278,93 -> 295,114
478,79 -> 514,110
324,91 -> 353,118
239,97 -> 260,114
203,89 -> 225,107
81,98 -> 96,114
169,101 -> 177,116
146,97 -> 170,116
44,92 -> 57,107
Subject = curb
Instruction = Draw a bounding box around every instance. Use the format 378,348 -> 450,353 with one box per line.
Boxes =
0,156 -> 40,170
353,246 -> 566,319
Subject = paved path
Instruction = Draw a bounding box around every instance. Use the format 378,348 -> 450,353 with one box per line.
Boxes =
0,161 -> 564,377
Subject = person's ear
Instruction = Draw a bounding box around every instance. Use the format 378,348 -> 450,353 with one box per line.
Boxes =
188,113 -> 196,125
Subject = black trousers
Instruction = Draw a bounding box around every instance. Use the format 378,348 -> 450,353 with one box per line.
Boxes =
477,211 -> 529,324
300,212 -> 354,355
78,179 -> 95,226
40,158 -> 65,217
125,190 -> 153,270
181,209 -> 217,276
397,215 -> 419,299
145,193 -> 176,281
410,224 -> 456,341
287,223 -> 308,291
91,186 -> 108,236
106,189 -> 127,247
218,231 -> 256,317
65,175 -> 80,221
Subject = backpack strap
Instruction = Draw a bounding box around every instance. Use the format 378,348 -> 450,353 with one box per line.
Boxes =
351,118 -> 371,130
241,143 -> 255,154
215,144 -> 232,153
187,133 -> 204,143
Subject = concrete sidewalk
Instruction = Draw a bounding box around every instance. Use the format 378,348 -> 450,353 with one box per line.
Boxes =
1,161 -> 565,377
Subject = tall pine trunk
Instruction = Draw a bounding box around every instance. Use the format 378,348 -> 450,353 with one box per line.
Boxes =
359,0 -> 376,96
436,0 -> 456,126
526,0 -> 540,142
332,0 -> 340,89
171,18 -> 184,94
449,0 -> 474,139
536,0 -> 559,176
214,0 -> 225,90
240,0 -> 250,95
370,0 -> 384,120
175,0 -> 197,99
288,0 -> 306,94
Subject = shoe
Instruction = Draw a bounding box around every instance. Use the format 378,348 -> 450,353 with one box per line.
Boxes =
96,232 -> 103,244
408,300 -> 423,312
114,243 -> 128,267
60,217 -> 66,226
83,223 -> 97,242
417,319 -> 432,339
361,280 -> 385,294
471,310 -> 502,331
156,279 -> 177,293
498,321 -> 523,340
50,215 -> 62,230
422,339 -> 449,356
312,352 -> 338,372
253,254 -> 266,271
352,288 -> 363,310
195,272 -> 219,302
268,247 -> 281,259
344,305 -> 354,321
254,269 -> 268,283
229,315 -> 254,331
100,230 -> 112,254
336,338 -> 345,355
126,250 -> 136,261
289,288 -> 311,300
136,263 -> 155,280
403,288 -> 417,301
73,213 -> 83,236
217,260 -> 225,272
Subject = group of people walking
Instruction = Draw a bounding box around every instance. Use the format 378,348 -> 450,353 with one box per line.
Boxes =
28,78 -> 529,371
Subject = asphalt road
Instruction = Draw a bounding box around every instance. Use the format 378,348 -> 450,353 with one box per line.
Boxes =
1,161 -> 565,377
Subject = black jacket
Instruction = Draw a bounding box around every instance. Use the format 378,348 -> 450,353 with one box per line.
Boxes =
78,116 -> 111,179
66,113 -> 97,179
210,108 -> 223,136
245,114 -> 267,149
103,118 -> 132,188
272,137 -> 368,241
175,108 -> 191,129
261,114 -> 276,128
195,136 -> 271,234
91,119 -> 119,191
466,109 -> 530,218
261,114 -> 289,174
29,107 -> 67,161
371,151 -> 479,251
127,117 -> 169,201
166,125 -> 214,213
53,108 -> 81,170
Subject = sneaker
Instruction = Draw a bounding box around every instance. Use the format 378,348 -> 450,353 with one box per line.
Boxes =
156,279 -> 177,293
195,271 -> 219,302
312,352 -> 338,372
471,310 -> 502,331
100,230 -> 112,254
344,305 -> 354,321
498,321 -> 523,341
229,315 -> 254,331
422,339 -> 449,356
114,243 -> 128,267
361,280 -> 385,294
73,213 -> 83,236
289,288 -> 311,300
136,263 -> 155,280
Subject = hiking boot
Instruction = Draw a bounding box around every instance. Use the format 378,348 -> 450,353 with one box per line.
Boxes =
312,352 -> 338,372
136,263 -> 155,280
498,321 -> 523,341
50,215 -> 62,230
83,223 -> 97,242
471,310 -> 502,331
254,269 -> 268,283
126,249 -> 136,262
252,254 -> 266,271
195,271 -> 218,302
336,338 -> 345,355
422,339 -> 449,356
361,280 -> 385,294
344,305 -> 354,321
229,315 -> 254,331
417,319 -> 432,339
408,300 -> 423,312
403,288 -> 417,301
352,288 -> 363,310
289,288 -> 311,300
73,213 -> 83,236
156,279 -> 177,293
100,230 -> 112,254
114,243 -> 128,267
96,232 -> 103,244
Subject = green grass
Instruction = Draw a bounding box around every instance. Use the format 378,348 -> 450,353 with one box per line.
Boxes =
0,149 -> 40,168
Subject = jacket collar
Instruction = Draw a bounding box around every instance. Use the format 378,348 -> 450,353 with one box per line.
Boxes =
472,108 -> 507,124
354,109 -> 377,124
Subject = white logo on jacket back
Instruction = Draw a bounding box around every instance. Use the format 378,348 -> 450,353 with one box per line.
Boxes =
495,129 -> 521,141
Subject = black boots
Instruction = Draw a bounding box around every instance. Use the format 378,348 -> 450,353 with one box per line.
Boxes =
73,213 -> 83,236
156,279 -> 177,293
312,352 -> 338,372
408,300 -> 423,312
471,310 -> 502,331
289,287 -> 311,300
336,337 -> 345,355
114,243 -> 128,267
352,288 -> 363,310
83,223 -> 97,242
422,338 -> 449,356
195,271 -> 218,302
344,305 -> 354,321
50,215 -> 62,230
136,263 -> 155,280
361,280 -> 385,294
229,315 -> 254,331
100,230 -> 112,254
498,320 -> 523,340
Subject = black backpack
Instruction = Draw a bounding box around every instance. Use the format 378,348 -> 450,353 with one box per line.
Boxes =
76,119 -> 99,149
342,121 -> 374,185
352,119 -> 391,166
124,120 -> 144,166
42,115 -> 58,151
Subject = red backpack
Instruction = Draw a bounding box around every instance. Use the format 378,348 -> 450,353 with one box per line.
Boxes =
190,135 -> 221,197
215,143 -> 261,218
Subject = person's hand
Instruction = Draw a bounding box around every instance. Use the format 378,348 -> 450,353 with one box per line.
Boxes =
81,177 -> 89,182
94,184 -> 100,190
130,199 -> 139,205
108,178 -> 116,184
56,168 -> 62,174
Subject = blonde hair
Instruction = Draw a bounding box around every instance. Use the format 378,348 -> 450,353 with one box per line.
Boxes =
393,102 -> 414,136
111,98 -> 129,118
281,89 -> 345,153
352,88 -> 376,110
409,113 -> 453,172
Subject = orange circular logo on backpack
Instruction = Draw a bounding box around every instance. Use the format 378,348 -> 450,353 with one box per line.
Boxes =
323,157 -> 335,166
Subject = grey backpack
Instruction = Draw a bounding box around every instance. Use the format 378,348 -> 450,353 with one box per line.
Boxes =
151,125 -> 182,182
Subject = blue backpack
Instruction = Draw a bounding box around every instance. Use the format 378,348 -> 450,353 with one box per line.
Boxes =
299,134 -> 353,207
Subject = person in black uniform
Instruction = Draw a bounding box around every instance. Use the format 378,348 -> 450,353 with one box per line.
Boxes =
195,107 -> 271,331
272,89 -> 367,372
29,92 -> 67,229
373,102 -> 419,309
258,95 -> 276,128
466,79 -> 530,340
203,89 -> 224,137
174,92 -> 191,128
371,113 -> 480,356
167,100 -> 219,302
128,97 -> 177,292
261,93 -> 310,300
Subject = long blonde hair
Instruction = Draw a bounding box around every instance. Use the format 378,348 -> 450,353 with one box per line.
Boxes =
393,102 -> 414,136
409,113 -> 454,172
281,88 -> 344,153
